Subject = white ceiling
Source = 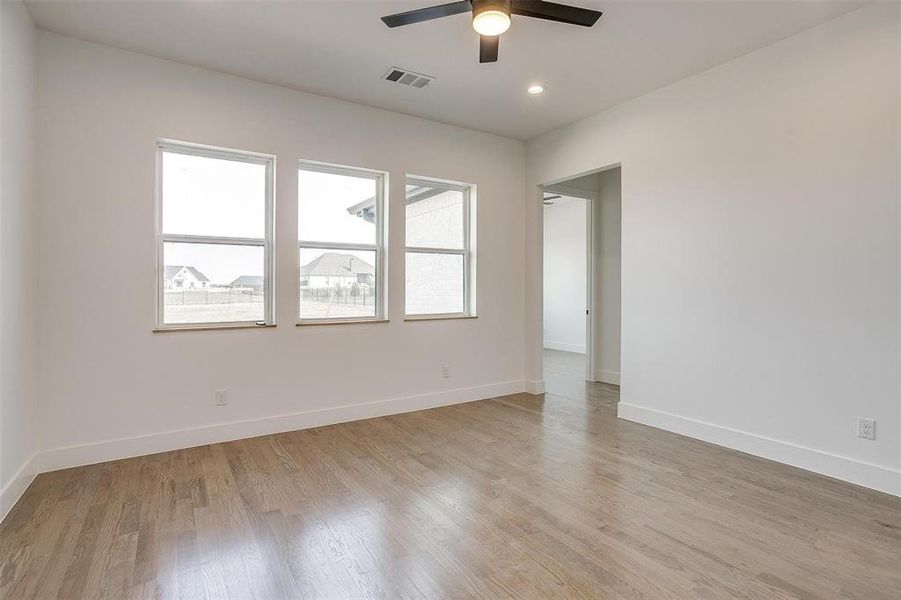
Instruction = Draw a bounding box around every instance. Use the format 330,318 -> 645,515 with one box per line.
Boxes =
25,0 -> 865,140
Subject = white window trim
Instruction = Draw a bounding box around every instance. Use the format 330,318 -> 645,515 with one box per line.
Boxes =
404,176 -> 476,318
297,160 -> 388,324
154,139 -> 276,331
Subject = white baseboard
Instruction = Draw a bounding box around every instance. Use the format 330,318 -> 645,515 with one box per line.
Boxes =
618,403 -> 901,497
1,454 -> 39,523
543,341 -> 586,354
596,370 -> 620,385
38,380 -> 526,474
523,379 -> 546,394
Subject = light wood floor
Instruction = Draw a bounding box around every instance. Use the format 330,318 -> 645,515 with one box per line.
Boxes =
1,352 -> 899,599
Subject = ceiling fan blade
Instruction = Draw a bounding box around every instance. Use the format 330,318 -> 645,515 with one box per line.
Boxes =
382,1 -> 473,27
479,35 -> 499,63
511,0 -> 602,27
543,194 -> 562,200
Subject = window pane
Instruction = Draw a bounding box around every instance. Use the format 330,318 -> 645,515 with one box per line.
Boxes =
405,185 -> 464,249
163,242 -> 264,324
162,151 -> 266,238
300,248 -> 377,319
299,169 -> 378,245
405,252 -> 464,315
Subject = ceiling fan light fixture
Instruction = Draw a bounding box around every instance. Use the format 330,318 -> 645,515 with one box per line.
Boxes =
472,3 -> 511,36
381,0 -> 602,64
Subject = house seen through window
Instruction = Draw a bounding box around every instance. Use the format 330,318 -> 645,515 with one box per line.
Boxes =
405,177 -> 475,316
298,163 -> 386,321
157,141 -> 274,328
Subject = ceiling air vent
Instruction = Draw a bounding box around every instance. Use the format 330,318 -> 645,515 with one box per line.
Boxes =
383,67 -> 434,89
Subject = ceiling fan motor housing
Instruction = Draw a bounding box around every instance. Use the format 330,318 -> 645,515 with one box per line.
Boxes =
472,0 -> 512,33
473,0 -> 512,16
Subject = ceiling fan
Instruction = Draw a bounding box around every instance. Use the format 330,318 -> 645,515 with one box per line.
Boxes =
381,0 -> 602,63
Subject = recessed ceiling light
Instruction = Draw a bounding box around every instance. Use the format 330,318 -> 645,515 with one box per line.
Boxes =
528,85 -> 545,95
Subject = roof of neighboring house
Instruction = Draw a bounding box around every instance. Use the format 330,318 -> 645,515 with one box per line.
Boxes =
345,185 -> 444,224
229,275 -> 264,288
300,252 -> 374,277
163,265 -> 210,282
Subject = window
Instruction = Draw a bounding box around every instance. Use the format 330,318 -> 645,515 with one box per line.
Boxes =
156,140 -> 274,329
405,177 -> 475,317
298,162 -> 386,322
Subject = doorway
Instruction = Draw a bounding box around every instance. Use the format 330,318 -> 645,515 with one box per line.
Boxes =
541,167 -> 621,399
542,193 -> 589,389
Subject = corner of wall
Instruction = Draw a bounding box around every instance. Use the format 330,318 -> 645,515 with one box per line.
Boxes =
0,455 -> 38,523
0,0 -> 41,524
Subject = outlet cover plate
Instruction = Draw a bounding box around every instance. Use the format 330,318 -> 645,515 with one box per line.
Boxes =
857,417 -> 876,440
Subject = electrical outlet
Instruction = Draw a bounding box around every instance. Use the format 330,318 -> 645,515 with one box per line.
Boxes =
442,365 -> 450,379
857,417 -> 876,440
215,389 -> 228,407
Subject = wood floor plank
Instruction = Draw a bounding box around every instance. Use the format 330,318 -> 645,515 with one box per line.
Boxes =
1,350 -> 898,599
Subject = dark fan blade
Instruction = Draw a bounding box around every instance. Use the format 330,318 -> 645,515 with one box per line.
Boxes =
543,194 -> 562,200
511,0 -> 602,27
382,1 -> 472,27
479,35 -> 499,63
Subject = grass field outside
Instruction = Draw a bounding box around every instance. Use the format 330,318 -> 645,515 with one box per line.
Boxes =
163,288 -> 376,323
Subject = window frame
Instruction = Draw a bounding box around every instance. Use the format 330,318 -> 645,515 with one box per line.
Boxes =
404,175 -> 476,319
154,139 -> 276,331
297,160 -> 388,325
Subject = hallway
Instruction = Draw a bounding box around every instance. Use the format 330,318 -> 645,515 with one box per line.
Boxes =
543,349 -> 618,415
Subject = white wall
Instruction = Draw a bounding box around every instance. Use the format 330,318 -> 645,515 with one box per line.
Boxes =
592,168 -> 621,385
526,4 -> 901,495
35,32 -> 526,470
0,0 -> 39,519
543,198 -> 587,354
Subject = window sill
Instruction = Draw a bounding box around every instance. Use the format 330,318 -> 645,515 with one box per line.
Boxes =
153,323 -> 276,333
296,318 -> 389,327
404,314 -> 477,322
